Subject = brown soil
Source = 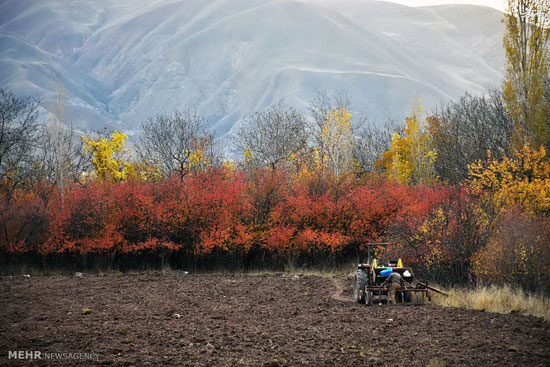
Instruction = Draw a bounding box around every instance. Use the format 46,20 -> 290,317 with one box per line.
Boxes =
1,273 -> 549,366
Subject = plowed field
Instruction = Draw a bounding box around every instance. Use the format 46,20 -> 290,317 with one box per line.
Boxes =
1,274 -> 549,366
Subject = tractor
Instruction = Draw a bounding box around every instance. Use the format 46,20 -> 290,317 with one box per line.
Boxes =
353,243 -> 438,305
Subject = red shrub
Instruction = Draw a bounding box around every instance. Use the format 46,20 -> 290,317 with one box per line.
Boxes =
2,166 -> 480,284
0,192 -> 48,254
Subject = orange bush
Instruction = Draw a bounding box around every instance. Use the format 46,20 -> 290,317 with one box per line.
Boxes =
0,166 -> 486,284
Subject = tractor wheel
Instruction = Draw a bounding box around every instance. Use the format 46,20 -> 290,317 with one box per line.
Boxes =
365,288 -> 373,306
353,269 -> 367,304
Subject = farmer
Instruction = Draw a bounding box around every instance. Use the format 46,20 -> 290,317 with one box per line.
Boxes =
381,268 -> 401,305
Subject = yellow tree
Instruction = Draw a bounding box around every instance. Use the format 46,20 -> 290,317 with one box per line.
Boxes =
186,136 -> 214,170
468,144 -> 550,216
82,130 -> 132,182
468,145 -> 550,291
378,103 -> 437,185
286,148 -> 322,181
320,107 -> 353,177
503,0 -> 550,149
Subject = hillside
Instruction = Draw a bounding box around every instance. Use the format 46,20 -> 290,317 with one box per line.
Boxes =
0,0 -> 505,141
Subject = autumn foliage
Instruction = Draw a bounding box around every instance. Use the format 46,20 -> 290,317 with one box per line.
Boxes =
1,166 -> 469,273
1,98 -> 549,294
467,145 -> 550,292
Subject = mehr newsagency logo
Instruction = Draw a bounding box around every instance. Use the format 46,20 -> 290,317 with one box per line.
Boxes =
8,350 -> 99,361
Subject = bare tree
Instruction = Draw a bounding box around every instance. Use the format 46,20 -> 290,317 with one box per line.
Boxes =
35,84 -> 88,197
137,110 -> 216,180
0,89 -> 41,199
34,123 -> 88,198
233,100 -> 309,171
353,118 -> 404,176
430,89 -> 514,183
49,83 -> 68,194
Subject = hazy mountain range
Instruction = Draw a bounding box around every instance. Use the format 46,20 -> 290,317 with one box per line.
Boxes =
0,0 -> 505,143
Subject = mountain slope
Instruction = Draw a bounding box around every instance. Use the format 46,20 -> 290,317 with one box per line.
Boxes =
0,0 -> 505,141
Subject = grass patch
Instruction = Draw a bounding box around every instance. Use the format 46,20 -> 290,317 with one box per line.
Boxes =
431,284 -> 550,321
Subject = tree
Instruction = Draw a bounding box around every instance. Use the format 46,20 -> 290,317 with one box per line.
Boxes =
0,89 -> 44,254
307,90 -> 366,176
308,90 -> 351,137
233,100 -> 308,171
35,83 -> 88,198
82,130 -> 133,182
49,83 -> 67,193
353,118 -> 403,176
429,89 -> 514,183
468,144 -> 550,217
503,0 -> 550,149
472,206 -> 550,293
319,107 -> 354,177
378,103 -> 437,185
0,89 -> 41,199
137,110 -> 216,180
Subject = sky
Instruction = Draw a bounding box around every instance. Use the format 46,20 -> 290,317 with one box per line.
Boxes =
383,0 -> 506,11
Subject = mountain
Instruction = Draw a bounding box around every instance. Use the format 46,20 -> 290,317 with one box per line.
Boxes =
0,0 -> 505,143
